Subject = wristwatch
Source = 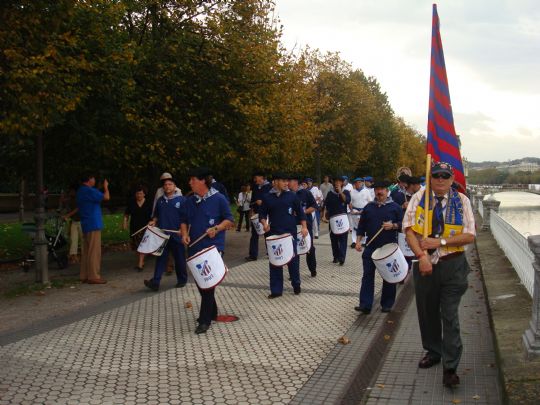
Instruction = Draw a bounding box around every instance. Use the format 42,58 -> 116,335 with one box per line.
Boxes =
440,238 -> 447,247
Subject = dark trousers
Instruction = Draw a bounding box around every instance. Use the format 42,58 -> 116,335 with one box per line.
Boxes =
270,255 -> 300,294
330,230 -> 348,262
304,224 -> 317,273
359,248 -> 396,310
413,254 -> 470,370
152,238 -> 187,286
236,210 -> 250,231
248,226 -> 260,258
198,286 -> 218,325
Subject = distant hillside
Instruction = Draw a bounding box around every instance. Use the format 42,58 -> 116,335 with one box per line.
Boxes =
469,157 -> 540,169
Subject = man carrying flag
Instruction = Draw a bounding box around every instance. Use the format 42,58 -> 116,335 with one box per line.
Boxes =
403,5 -> 475,389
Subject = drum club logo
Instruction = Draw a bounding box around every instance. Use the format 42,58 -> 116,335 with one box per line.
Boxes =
299,238 -> 306,248
386,259 -> 401,276
196,260 -> 214,281
336,218 -> 344,228
271,244 -> 283,259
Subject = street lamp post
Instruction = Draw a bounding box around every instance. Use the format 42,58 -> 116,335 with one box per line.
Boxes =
34,131 -> 49,284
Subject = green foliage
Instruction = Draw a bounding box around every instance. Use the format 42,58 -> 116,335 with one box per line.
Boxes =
468,169 -> 540,185
1,0 -> 426,193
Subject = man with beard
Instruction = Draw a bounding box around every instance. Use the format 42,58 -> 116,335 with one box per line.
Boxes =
354,180 -> 402,314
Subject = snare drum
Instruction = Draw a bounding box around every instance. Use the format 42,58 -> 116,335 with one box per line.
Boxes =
296,231 -> 312,255
329,214 -> 349,235
187,245 -> 228,290
371,243 -> 408,284
398,233 -> 414,258
250,214 -> 266,235
137,226 -> 170,256
265,233 -> 295,266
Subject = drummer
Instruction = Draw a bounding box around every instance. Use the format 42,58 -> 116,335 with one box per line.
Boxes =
259,172 -> 308,298
324,175 -> 351,265
180,167 -> 234,334
289,175 -> 317,277
144,177 -> 188,291
245,170 -> 272,262
354,180 -> 403,314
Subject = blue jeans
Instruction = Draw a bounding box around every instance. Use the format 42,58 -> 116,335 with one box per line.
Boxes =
359,247 -> 396,310
152,238 -> 187,286
269,255 -> 300,294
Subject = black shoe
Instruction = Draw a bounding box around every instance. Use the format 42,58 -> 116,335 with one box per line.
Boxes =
195,323 -> 210,334
314,236 -> 319,239
175,282 -> 187,288
236,229 -> 241,232
443,369 -> 460,387
134,266 -> 143,272
339,260 -> 344,266
332,258 -> 338,263
293,286 -> 301,295
354,306 -> 371,314
144,279 -> 159,291
310,271 -> 317,277
350,242 -> 356,249
268,293 -> 282,299
381,307 -> 392,313
418,354 -> 441,369
245,256 -> 257,262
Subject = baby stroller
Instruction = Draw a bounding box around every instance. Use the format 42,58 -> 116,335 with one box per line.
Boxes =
21,214 -> 69,271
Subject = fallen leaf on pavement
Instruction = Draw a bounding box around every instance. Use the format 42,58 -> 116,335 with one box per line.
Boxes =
338,336 -> 351,345
376,384 -> 385,388
185,301 -> 193,309
384,335 -> 391,341
472,395 -> 480,400
451,400 -> 461,404
386,320 -> 394,324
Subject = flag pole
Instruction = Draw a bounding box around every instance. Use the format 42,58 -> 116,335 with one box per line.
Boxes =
423,154 -> 432,240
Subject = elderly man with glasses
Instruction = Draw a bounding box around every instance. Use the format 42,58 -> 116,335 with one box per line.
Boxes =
403,162 -> 476,388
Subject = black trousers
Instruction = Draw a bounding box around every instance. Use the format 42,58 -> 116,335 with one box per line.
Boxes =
197,286 -> 218,325
236,210 -> 250,231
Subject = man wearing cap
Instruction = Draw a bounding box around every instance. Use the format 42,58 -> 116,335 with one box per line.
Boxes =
354,180 -> 402,314
349,177 -> 365,249
152,172 -> 182,217
245,171 -> 272,261
289,176 -> 317,277
403,162 -> 475,388
259,173 -> 308,298
305,178 -> 323,240
180,167 -> 234,334
144,177 -> 188,291
324,176 -> 351,265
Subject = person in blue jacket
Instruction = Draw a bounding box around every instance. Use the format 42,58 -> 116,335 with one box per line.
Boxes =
288,175 -> 317,277
354,180 -> 403,314
144,177 -> 187,291
245,171 -> 272,261
324,176 -> 351,265
259,172 -> 308,298
180,167 -> 234,335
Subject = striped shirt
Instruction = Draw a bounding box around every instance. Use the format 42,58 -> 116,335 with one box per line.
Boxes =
402,189 -> 475,263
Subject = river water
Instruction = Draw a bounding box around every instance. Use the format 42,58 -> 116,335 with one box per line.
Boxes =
491,192 -> 540,236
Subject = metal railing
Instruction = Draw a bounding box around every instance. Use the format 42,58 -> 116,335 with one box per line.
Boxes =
490,210 -> 535,297
478,199 -> 484,218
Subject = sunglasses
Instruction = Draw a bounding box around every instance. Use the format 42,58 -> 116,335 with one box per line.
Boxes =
432,173 -> 451,179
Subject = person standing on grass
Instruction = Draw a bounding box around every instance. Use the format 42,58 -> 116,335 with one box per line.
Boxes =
62,183 -> 83,264
123,185 -> 152,272
77,174 -> 110,284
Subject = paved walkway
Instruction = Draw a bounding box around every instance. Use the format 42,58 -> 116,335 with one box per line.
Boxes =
0,234 -> 502,404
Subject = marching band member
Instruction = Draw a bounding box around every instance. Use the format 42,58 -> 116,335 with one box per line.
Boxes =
289,175 -> 317,277
259,173 -> 308,298
180,167 -> 234,334
349,177 -> 365,249
324,176 -> 351,266
245,171 -> 272,261
144,177 -> 187,291
354,180 -> 402,314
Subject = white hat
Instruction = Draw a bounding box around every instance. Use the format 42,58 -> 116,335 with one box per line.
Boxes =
160,172 -> 173,181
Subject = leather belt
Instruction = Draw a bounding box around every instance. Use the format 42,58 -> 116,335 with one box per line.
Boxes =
438,252 -> 464,262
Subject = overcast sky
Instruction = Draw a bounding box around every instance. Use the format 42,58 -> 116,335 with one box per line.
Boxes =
274,0 -> 540,162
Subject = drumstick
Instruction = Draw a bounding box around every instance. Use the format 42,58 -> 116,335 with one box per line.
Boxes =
161,228 -> 181,233
130,225 -> 148,237
188,229 -> 221,248
366,226 -> 385,247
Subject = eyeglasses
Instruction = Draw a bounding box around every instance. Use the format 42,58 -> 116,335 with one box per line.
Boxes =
432,173 -> 451,180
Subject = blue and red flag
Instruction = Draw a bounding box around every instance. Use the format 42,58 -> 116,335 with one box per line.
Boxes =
427,4 -> 466,192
